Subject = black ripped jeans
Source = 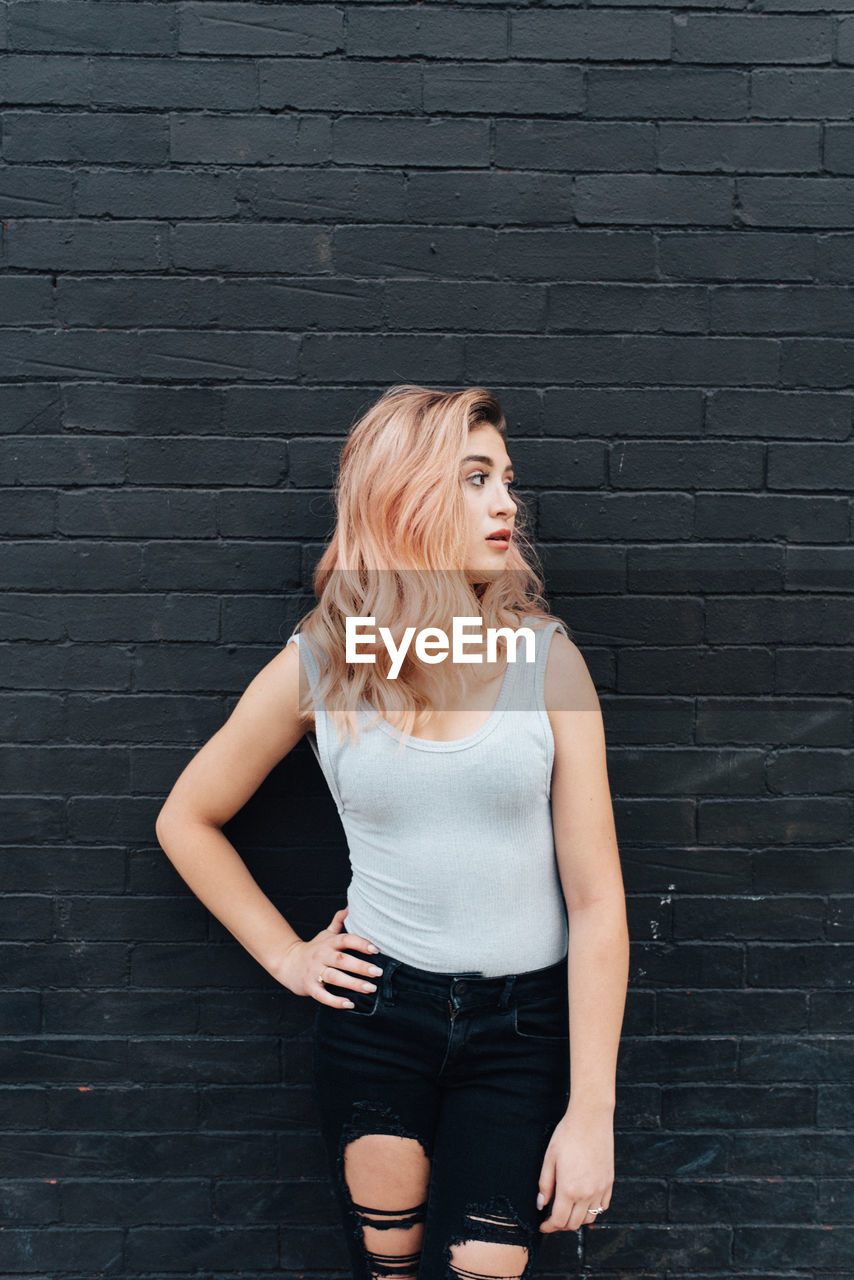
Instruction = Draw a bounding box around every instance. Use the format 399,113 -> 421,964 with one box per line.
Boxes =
311,946 -> 571,1280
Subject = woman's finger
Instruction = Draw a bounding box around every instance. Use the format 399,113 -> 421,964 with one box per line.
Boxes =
313,986 -> 356,1009
334,930 -> 376,948
536,1154 -> 556,1215
322,955 -> 378,990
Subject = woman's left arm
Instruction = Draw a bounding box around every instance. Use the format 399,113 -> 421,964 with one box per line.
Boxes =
537,630 -> 630,1234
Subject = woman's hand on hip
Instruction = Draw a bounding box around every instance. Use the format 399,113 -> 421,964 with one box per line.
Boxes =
277,906 -> 384,1008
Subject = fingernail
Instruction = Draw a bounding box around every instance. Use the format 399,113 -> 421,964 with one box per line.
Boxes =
536,1193 -> 544,1210
367,944 -> 379,953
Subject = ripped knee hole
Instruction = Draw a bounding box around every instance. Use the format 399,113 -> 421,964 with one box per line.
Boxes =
447,1207 -> 532,1280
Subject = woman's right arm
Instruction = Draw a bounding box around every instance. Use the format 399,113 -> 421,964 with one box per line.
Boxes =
154,641 -> 381,1007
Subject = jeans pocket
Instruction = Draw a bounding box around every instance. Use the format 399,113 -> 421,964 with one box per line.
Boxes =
512,989 -> 569,1041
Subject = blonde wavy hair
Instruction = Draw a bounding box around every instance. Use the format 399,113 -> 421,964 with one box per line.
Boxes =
289,383 -> 571,748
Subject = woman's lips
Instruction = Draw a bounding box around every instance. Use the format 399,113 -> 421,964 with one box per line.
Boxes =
486,533 -> 511,550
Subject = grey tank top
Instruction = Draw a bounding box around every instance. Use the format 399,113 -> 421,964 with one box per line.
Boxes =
286,615 -> 570,976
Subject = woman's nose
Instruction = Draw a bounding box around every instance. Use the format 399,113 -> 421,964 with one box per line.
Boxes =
493,489 -> 517,517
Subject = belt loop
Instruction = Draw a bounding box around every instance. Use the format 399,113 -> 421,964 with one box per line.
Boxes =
382,957 -> 399,1001
499,975 -> 516,1009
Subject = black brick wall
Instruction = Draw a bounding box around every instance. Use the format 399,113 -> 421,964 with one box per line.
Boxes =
2,1 -> 853,1276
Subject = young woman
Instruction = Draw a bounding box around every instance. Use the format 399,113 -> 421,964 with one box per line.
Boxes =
156,384 -> 629,1280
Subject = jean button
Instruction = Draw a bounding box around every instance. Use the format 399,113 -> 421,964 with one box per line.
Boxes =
456,980 -> 469,994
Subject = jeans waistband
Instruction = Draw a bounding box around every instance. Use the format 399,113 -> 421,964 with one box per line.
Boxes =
343,948 -> 567,1009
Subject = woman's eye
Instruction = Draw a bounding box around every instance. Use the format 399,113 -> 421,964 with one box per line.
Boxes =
467,472 -> 517,490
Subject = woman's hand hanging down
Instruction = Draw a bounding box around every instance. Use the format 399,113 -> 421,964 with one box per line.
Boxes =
279,906 -> 385,1009
536,1107 -> 614,1234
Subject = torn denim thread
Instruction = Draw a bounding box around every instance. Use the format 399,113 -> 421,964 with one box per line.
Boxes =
444,1194 -> 536,1280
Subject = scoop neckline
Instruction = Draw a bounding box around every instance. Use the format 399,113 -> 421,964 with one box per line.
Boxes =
370,651 -> 518,752
368,613 -> 545,752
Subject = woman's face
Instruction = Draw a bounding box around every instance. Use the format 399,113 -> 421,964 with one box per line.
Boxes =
460,423 -> 518,581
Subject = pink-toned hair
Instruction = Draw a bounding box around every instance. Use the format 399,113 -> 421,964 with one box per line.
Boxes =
290,383 -> 571,748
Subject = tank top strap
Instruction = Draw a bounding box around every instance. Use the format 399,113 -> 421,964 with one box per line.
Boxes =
510,614 -> 568,713
286,631 -> 345,814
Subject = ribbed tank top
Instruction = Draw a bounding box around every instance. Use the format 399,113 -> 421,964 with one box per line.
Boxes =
286,615 -> 570,976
